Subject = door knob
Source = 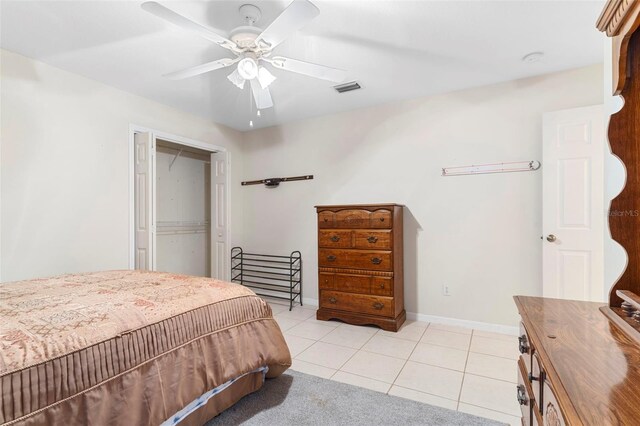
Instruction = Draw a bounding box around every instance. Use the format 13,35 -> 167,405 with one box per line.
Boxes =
546,234 -> 557,242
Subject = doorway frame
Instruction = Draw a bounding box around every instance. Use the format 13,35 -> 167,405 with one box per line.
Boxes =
128,124 -> 231,279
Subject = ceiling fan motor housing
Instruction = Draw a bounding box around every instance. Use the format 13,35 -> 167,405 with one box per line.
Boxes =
230,25 -> 262,49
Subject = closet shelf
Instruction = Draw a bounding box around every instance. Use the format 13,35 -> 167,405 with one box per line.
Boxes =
157,229 -> 208,236
156,220 -> 210,227
156,220 -> 210,234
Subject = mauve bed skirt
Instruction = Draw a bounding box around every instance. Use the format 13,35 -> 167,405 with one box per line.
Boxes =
0,271 -> 292,425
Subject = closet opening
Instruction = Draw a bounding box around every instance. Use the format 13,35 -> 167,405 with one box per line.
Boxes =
130,128 -> 229,280
156,140 -> 212,277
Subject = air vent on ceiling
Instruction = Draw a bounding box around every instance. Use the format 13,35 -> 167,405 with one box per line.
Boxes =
333,81 -> 361,93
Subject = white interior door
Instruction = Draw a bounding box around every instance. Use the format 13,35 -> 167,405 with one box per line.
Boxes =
542,105 -> 604,301
211,151 -> 228,280
134,132 -> 156,270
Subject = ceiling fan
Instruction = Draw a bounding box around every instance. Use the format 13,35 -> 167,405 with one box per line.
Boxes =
141,0 -> 348,111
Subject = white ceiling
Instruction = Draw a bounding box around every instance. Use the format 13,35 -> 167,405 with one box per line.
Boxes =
1,0 -> 605,131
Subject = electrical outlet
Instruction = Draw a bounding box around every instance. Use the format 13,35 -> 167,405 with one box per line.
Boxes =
443,284 -> 451,296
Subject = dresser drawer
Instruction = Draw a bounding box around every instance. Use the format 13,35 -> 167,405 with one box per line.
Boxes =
321,290 -> 394,317
318,230 -> 353,248
320,271 -> 393,296
353,230 -> 392,250
319,249 -> 393,271
370,276 -> 393,296
334,209 -> 371,228
318,211 -> 335,228
370,209 -> 392,228
331,209 -> 393,229
334,273 -> 371,294
319,272 -> 335,290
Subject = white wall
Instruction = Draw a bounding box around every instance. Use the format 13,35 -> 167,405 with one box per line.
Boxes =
0,47 -> 605,327
240,64 -> 604,327
0,49 -> 244,282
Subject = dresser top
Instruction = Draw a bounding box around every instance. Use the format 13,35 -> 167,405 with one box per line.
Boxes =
515,296 -> 640,425
315,203 -> 404,209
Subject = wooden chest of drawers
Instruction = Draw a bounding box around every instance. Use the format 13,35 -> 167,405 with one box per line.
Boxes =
315,204 -> 405,331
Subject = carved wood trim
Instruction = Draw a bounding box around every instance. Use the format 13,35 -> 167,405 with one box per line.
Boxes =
318,267 -> 393,277
598,0 -> 640,94
597,0 -> 636,36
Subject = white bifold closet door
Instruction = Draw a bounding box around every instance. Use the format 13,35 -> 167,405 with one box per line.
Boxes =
134,132 -> 156,271
211,151 -> 228,281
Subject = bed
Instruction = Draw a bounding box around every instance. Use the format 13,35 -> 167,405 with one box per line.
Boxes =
0,270 -> 292,425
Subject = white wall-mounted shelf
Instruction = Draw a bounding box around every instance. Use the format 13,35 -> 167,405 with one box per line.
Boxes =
442,160 -> 541,176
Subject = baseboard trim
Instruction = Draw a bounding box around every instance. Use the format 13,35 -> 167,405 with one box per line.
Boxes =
406,312 -> 518,336
300,298 -> 518,336
302,297 -> 319,307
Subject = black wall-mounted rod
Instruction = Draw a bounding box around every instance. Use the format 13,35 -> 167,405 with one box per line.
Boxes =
241,175 -> 313,187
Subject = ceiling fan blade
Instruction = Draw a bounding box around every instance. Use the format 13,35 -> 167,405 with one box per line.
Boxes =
141,2 -> 237,51
250,78 -> 274,109
163,57 -> 240,80
266,56 -> 347,83
255,0 -> 319,50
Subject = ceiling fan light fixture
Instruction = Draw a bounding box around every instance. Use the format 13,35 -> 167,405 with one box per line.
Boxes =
227,69 -> 246,89
257,66 -> 276,89
237,57 -> 259,80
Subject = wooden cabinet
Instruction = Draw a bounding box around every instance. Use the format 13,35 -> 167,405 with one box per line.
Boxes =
316,204 -> 405,331
515,296 -> 640,425
516,298 -> 570,425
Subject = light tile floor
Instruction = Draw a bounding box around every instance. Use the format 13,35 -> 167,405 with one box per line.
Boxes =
268,301 -> 521,426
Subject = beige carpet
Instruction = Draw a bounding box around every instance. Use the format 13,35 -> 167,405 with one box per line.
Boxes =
206,370 -> 507,425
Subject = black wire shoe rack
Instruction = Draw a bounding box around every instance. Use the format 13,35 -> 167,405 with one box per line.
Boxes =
231,247 -> 302,311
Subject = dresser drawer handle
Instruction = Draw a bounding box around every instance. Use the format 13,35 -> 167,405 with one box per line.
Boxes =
518,335 -> 529,354
516,385 -> 528,406
379,283 -> 385,289
330,235 -> 340,242
371,257 -> 382,265
380,217 -> 385,222
327,255 -> 337,262
329,297 -> 337,304
373,302 -> 384,310
367,236 -> 378,243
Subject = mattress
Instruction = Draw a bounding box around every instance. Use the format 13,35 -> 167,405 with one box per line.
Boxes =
0,270 -> 291,425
